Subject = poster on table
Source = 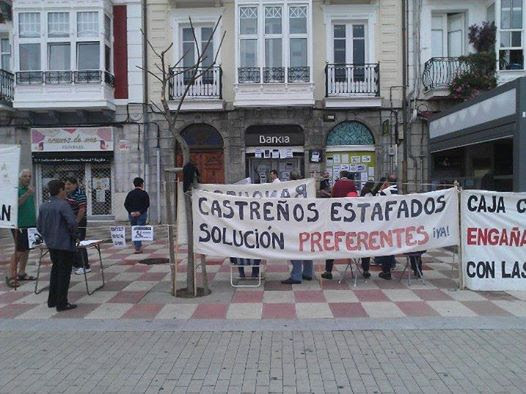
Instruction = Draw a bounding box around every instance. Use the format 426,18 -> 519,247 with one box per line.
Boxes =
176,178 -> 317,245
0,145 -> 20,229
193,188 -> 459,260
461,190 -> 526,291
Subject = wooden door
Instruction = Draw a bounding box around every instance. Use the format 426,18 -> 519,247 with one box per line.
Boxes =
177,150 -> 225,184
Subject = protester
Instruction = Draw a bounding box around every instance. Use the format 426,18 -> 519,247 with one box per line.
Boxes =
6,169 -> 37,288
376,174 -> 399,280
321,171 -> 357,280
358,180 -> 377,279
231,257 -> 261,278
282,171 -> 313,284
319,171 -> 331,198
124,177 -> 150,254
270,169 -> 280,183
37,180 -> 79,312
64,178 -> 90,275
372,177 -> 387,195
183,161 -> 200,192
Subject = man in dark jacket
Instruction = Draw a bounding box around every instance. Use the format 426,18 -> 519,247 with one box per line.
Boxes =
37,180 -> 79,312
124,177 -> 150,254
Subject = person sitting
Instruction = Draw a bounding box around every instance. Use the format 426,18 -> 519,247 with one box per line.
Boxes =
358,180 -> 376,279
322,171 -> 357,280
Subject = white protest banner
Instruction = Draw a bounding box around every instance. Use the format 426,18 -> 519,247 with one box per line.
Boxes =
193,188 -> 459,260
177,178 -> 317,245
27,228 -> 43,249
132,225 -> 154,242
110,226 -> 127,247
0,145 -> 20,229
461,190 -> 526,291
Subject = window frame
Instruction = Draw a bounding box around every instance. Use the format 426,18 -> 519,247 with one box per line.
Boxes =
498,0 -> 524,71
1,37 -> 11,71
14,9 -> 113,80
236,1 -> 312,84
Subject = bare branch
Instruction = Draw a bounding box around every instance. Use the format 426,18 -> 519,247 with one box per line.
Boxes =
136,65 -> 164,83
141,28 -> 162,59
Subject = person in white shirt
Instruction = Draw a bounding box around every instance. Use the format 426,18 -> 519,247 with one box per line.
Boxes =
270,169 -> 280,183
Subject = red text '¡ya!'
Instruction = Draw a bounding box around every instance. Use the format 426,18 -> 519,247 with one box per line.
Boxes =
466,227 -> 526,246
299,226 -> 429,253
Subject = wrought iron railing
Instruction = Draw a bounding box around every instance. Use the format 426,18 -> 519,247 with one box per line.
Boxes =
238,66 -> 310,84
422,57 -> 470,92
325,63 -> 380,96
15,70 -> 115,87
169,65 -> 222,99
0,69 -> 14,105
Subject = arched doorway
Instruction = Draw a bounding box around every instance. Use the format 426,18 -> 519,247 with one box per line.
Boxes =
176,124 -> 225,184
325,121 -> 376,187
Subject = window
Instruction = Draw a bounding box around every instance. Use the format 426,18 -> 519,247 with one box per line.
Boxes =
48,12 -> 69,37
238,3 -> 310,83
332,23 -> 366,82
19,43 -> 40,70
77,42 -> 99,69
431,13 -> 464,58
181,26 -> 214,68
1,38 -> 10,71
48,43 -> 70,70
104,14 -> 111,41
19,12 -> 41,38
77,12 -> 98,37
499,0 -> 524,70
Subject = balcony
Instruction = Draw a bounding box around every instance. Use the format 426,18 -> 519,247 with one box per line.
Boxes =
324,63 -> 381,108
422,57 -> 470,98
14,70 -> 115,110
0,69 -> 14,108
234,66 -> 314,107
168,65 -> 223,111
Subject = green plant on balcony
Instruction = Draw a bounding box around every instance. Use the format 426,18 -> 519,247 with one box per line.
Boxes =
450,22 -> 497,100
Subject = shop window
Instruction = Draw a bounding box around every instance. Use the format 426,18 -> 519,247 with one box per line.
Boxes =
326,121 -> 375,146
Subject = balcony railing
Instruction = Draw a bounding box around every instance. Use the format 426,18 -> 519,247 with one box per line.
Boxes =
325,63 -> 380,96
15,70 -> 115,87
238,66 -> 311,84
0,69 -> 14,105
169,65 -> 222,99
422,57 -> 470,92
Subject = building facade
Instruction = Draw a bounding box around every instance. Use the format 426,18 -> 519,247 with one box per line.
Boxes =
145,0 -> 405,211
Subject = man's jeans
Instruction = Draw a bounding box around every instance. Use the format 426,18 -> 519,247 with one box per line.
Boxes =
290,260 -> 313,281
129,212 -> 147,251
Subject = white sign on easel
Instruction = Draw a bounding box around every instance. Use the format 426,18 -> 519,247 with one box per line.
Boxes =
110,226 -> 127,247
0,145 -> 20,229
132,225 -> 154,242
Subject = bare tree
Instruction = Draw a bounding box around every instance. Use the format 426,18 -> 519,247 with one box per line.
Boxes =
139,17 -> 225,296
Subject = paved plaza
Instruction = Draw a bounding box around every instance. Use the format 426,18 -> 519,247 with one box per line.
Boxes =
1,228 -> 526,393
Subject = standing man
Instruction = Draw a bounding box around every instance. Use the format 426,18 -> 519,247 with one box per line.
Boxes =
64,178 -> 89,275
124,177 -> 150,254
37,180 -> 79,311
269,169 -> 280,183
6,169 -> 37,288
282,171 -> 313,285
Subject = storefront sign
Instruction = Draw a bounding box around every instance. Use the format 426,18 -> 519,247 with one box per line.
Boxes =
193,188 -> 459,260
31,127 -> 114,152
0,145 -> 20,229
245,125 -> 304,146
461,190 -> 526,291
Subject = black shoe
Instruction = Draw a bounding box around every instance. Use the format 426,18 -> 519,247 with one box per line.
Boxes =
48,304 -> 56,308
302,275 -> 313,281
281,278 -> 301,285
378,272 -> 392,280
56,303 -> 77,312
321,272 -> 333,280
362,271 -> 371,279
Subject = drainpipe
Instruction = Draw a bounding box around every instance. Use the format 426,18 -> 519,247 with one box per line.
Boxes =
402,0 -> 409,193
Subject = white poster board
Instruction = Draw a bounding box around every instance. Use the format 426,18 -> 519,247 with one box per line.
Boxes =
110,226 -> 127,247
461,190 -> 526,291
132,225 -> 154,242
193,188 -> 459,259
0,145 -> 20,229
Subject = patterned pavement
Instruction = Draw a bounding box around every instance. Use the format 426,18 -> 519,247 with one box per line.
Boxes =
1,227 -> 526,321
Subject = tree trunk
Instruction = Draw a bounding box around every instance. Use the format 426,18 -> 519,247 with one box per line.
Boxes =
184,192 -> 195,295
164,171 -> 177,296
